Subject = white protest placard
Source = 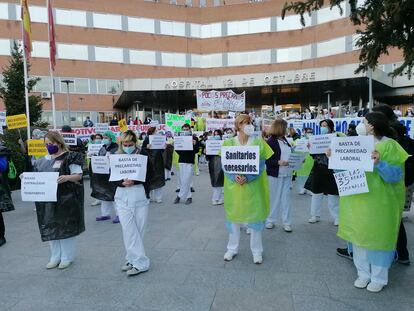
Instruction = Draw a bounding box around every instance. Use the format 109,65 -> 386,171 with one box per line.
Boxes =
95,123 -> 109,133
87,144 -> 103,155
149,135 -> 166,149
291,119 -> 303,130
21,172 -> 59,202
206,140 -> 224,155
109,154 -> 148,182
228,111 -> 236,118
309,134 -> 335,154
221,146 -> 260,175
294,138 -> 309,153
0,111 -> 6,126
334,169 -> 369,196
61,133 -> 77,146
288,152 -> 306,171
196,90 -> 245,111
91,156 -> 110,174
329,136 -> 375,172
205,118 -> 235,131
174,136 -> 193,151
0,126 -> 3,135
275,105 -> 282,112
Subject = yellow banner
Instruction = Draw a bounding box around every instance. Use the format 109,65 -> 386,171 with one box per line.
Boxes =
118,119 -> 128,132
27,139 -> 48,157
6,114 -> 28,129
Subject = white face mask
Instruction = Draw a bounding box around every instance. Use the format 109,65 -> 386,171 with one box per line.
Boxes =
356,122 -> 367,136
242,124 -> 255,136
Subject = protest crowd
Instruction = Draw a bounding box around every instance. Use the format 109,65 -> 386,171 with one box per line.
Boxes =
1,103 -> 414,292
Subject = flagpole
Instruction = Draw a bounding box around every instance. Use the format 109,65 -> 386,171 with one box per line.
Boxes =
21,20 -> 31,139
47,0 -> 57,130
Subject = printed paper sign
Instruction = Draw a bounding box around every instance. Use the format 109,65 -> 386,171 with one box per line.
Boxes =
87,143 -> 104,156
294,138 -> 309,153
95,123 -> 109,133
165,113 -> 191,133
0,111 -> 6,126
228,111 -> 236,118
334,169 -> 369,196
27,139 -> 48,157
174,136 -> 193,151
118,119 -> 128,132
275,105 -> 282,112
309,134 -> 335,154
221,146 -> 260,175
288,152 -> 306,171
109,154 -> 148,182
206,140 -> 224,155
61,132 -> 77,146
6,114 -> 27,129
196,90 -> 245,111
91,156 -> 110,174
205,118 -> 235,131
329,136 -> 375,172
21,172 -> 59,202
149,135 -> 166,149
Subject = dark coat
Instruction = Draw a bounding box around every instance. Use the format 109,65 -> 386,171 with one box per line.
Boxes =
265,136 -> 291,178
0,143 -> 14,213
141,137 -> 166,190
207,155 -> 224,187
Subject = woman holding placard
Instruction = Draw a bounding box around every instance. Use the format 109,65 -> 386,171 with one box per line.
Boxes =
33,131 -> 84,269
222,114 -> 273,264
206,129 -> 224,205
264,119 -> 293,232
337,112 -> 408,292
113,130 -> 152,276
91,130 -> 119,223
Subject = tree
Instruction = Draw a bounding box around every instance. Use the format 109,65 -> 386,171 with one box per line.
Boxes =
0,43 -> 43,125
282,0 -> 414,78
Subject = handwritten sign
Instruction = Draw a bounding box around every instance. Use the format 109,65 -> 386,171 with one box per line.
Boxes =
174,136 -> 193,151
329,136 -> 375,172
118,119 -> 128,132
95,123 -> 109,133
21,172 -> 59,202
334,169 -> 369,196
196,90 -> 245,111
27,139 -> 48,157
206,140 -> 224,155
61,132 -> 77,146
165,114 -> 191,133
309,134 -> 335,154
6,114 -> 27,129
149,135 -> 166,149
221,146 -> 260,175
91,156 -> 110,174
109,154 -> 148,182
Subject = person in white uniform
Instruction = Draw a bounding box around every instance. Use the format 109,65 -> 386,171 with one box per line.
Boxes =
113,130 -> 152,276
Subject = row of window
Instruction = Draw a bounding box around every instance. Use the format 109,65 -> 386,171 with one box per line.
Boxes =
0,2 -> 347,38
0,35 -> 357,68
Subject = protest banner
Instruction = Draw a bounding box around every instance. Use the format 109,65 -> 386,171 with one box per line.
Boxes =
196,90 -> 245,111
174,136 -> 193,151
118,119 -> 128,132
0,111 -> 6,126
288,152 -> 306,171
61,132 -> 77,146
95,123 -> 109,133
334,169 -> 369,196
87,143 -> 104,156
149,135 -> 166,149
221,146 -> 260,175
27,139 -> 48,157
165,113 -> 191,133
329,136 -> 375,172
109,154 -> 148,182
205,118 -> 235,131
293,138 -> 309,153
206,140 -> 224,155
91,156 -> 110,174
6,114 -> 27,129
309,134 -> 335,154
21,172 -> 59,202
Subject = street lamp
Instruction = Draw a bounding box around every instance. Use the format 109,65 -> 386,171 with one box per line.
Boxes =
61,79 -> 74,126
325,90 -> 334,117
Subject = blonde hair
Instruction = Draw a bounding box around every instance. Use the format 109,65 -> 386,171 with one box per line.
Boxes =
117,130 -> 137,154
234,114 -> 251,132
45,131 -> 69,152
268,119 -> 287,138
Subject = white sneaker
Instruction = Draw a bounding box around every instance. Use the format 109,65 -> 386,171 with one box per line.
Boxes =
224,251 -> 237,262
46,262 -> 60,269
283,225 -> 292,232
246,228 -> 252,235
58,262 -> 72,269
298,189 -> 306,195
212,200 -> 219,206
265,222 -> 274,229
367,282 -> 385,293
156,199 -> 162,203
91,199 -> 101,206
334,219 -> 339,226
308,216 -> 320,223
217,200 -> 224,205
253,255 -> 263,264
354,278 -> 370,289
126,267 -> 148,276
121,262 -> 133,272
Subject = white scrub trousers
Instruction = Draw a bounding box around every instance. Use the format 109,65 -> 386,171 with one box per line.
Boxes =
353,244 -> 388,285
115,185 -> 150,271
49,237 -> 76,264
150,187 -> 163,201
266,176 -> 291,226
178,163 -> 193,200
310,193 -> 339,222
100,200 -> 117,217
227,223 -> 263,256
212,187 -> 224,203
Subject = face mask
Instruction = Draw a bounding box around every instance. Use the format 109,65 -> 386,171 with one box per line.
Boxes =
356,122 -> 367,136
182,130 -> 191,136
122,145 -> 135,154
242,124 -> 255,136
213,135 -> 221,140
102,139 -> 111,146
320,127 -> 329,135
94,139 -> 102,144
46,144 -> 59,155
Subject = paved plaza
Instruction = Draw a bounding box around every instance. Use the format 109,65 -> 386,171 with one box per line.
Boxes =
0,165 -> 413,311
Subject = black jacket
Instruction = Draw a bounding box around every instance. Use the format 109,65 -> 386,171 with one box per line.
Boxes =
176,136 -> 200,164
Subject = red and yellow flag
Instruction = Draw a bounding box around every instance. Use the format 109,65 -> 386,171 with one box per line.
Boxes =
21,0 -> 32,60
